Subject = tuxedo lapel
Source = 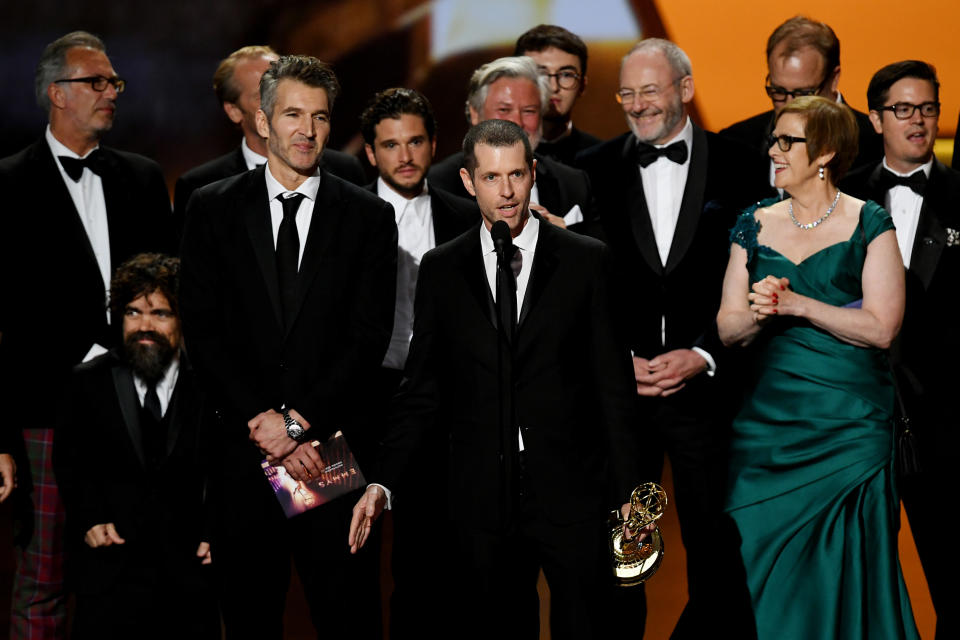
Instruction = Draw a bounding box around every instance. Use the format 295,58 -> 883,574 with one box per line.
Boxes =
458,230 -> 496,330
111,362 -> 146,467
620,136 -> 662,274
288,171 -> 342,338
163,361 -> 196,458
664,126 -> 708,274
243,167 -> 284,330
910,162 -> 949,290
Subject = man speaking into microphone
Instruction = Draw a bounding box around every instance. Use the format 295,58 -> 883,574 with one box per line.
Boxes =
349,119 -> 643,639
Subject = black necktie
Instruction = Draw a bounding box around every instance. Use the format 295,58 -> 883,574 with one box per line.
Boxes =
497,245 -> 520,343
276,193 -> 305,330
144,383 -> 162,423
58,149 -> 105,182
879,168 -> 927,196
635,140 -> 688,168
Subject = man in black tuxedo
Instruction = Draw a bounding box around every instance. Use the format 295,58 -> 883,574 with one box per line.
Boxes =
576,39 -> 771,638
350,120 -> 642,639
358,86 -> 476,638
428,56 -> 594,229
514,25 -> 602,166
841,60 -> 960,640
719,16 -> 882,190
179,55 -> 396,639
0,31 -> 172,639
54,253 -> 219,639
172,45 -> 366,237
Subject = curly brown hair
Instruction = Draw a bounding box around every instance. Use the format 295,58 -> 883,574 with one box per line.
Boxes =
109,253 -> 180,317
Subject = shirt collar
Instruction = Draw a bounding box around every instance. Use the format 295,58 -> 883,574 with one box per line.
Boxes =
882,156 -> 933,179
479,212 -> 540,254
265,162 -> 321,202
45,124 -> 99,160
377,176 -> 430,222
241,137 -> 267,170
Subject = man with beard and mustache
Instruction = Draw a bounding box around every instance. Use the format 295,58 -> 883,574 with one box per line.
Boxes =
359,86 -> 476,638
576,38 -> 771,638
53,253 -> 219,639
0,31 -> 172,639
514,25 -> 601,166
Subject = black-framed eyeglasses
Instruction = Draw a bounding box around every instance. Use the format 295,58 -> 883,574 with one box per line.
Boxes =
767,133 -> 807,152
876,101 -> 940,120
539,69 -> 581,90
764,74 -> 827,102
54,75 -> 126,93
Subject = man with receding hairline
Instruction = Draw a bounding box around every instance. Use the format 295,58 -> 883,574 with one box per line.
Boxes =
0,30 -> 172,639
720,15 -> 882,188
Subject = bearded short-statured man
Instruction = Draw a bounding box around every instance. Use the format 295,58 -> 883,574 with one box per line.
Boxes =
0,31 -> 172,639
54,253 -> 219,640
179,55 -> 396,639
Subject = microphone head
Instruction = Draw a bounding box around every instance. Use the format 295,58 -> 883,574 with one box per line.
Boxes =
491,220 -> 511,252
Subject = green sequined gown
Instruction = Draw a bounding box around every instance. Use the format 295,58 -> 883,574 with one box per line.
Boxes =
725,199 -> 919,639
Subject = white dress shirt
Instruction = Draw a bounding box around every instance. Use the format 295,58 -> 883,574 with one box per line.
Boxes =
264,163 -> 321,269
132,355 -> 181,418
882,157 -> 932,269
241,137 -> 267,170
46,125 -> 112,317
635,118 -> 715,374
480,214 -> 540,451
378,178 -> 436,370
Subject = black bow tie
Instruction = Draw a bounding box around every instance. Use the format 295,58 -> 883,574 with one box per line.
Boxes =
879,168 -> 927,196
58,150 -> 105,182
635,140 -> 688,168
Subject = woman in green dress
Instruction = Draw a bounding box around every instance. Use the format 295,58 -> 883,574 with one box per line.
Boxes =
717,96 -> 918,639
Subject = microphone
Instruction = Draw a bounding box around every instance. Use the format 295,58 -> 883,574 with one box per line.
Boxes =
491,220 -> 512,263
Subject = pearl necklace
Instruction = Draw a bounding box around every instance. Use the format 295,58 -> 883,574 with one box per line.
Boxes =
789,190 -> 841,230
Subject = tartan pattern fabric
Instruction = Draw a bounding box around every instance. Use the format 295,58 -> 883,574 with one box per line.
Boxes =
10,429 -> 67,640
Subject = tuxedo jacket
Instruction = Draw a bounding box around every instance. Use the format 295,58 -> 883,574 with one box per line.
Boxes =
841,159 -> 960,448
179,165 -> 397,485
173,146 -> 366,240
53,352 -> 211,595
378,220 -> 641,532
576,127 -> 772,373
535,126 -> 602,167
428,150 -> 596,222
0,138 -> 172,452
364,181 -> 479,245
720,105 -> 883,176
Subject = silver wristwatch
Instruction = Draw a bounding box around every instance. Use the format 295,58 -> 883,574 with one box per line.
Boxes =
282,409 -> 307,443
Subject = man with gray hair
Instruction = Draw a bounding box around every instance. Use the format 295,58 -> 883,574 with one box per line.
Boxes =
0,30 -> 172,639
428,55 -> 594,229
179,54 -> 396,638
172,45 -> 366,238
577,38 -> 770,637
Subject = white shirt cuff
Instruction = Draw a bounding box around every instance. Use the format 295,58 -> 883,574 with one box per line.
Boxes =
368,483 -> 393,510
691,347 -> 716,376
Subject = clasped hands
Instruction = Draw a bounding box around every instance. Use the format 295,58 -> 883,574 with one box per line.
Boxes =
248,408 -> 325,482
633,349 -> 707,397
748,275 -> 798,323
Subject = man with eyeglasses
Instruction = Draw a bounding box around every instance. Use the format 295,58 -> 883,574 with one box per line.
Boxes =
427,56 -> 594,229
0,30 -> 172,640
841,60 -> 960,639
720,15 -> 882,189
577,38 -> 769,638
514,25 -> 601,166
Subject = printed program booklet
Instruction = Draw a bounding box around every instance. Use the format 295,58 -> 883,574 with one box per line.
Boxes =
261,432 -> 365,518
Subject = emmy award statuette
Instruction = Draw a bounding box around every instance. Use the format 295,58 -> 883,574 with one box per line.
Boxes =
608,482 -> 668,587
